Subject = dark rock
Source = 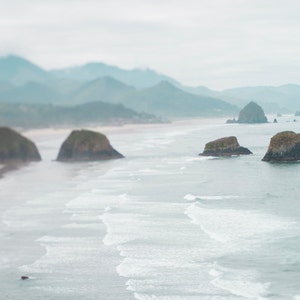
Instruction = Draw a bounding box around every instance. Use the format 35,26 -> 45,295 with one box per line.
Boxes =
238,101 -> 268,123
0,127 -> 41,163
21,276 -> 29,280
226,118 -> 237,124
273,118 -> 278,123
262,131 -> 300,162
199,136 -> 252,157
56,129 -> 124,162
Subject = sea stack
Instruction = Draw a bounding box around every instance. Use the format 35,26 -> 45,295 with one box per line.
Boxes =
0,127 -> 41,163
56,129 -> 124,162
238,101 -> 268,123
199,136 -> 252,157
262,131 -> 300,162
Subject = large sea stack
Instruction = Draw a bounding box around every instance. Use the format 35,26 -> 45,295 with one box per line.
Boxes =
199,136 -> 252,157
56,129 -> 124,162
0,127 -> 41,163
262,131 -> 300,162
238,101 -> 268,123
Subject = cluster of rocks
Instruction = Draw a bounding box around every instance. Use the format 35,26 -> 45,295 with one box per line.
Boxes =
199,131 -> 300,162
1,125 -> 300,172
0,128 -> 124,169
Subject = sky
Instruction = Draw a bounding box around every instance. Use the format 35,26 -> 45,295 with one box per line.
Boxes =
1,0 -> 300,90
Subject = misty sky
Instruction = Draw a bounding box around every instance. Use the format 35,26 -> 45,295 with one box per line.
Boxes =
1,0 -> 300,89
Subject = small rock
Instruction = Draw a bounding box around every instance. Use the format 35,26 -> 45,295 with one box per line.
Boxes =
199,136 -> 252,157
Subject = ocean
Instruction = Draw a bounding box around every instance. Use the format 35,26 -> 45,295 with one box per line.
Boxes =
1,116 -> 300,300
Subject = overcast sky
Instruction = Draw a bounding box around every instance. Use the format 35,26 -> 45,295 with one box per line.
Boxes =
1,0 -> 300,89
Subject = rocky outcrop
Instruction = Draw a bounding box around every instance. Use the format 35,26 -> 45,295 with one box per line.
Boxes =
56,129 -> 124,161
199,136 -> 252,157
238,101 -> 268,123
262,131 -> 300,162
0,127 -> 41,163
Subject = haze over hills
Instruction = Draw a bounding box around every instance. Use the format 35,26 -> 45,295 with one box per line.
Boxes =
0,55 -> 238,121
64,77 -> 238,117
0,55 -> 54,86
185,84 -> 300,113
112,81 -> 238,117
68,76 -> 136,106
0,54 -> 300,128
51,62 -> 179,89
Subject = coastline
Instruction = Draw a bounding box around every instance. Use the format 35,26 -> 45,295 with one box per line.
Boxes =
0,117 -> 228,179
23,117 -> 228,138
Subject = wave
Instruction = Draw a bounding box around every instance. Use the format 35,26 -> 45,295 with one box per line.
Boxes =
184,194 -> 241,201
210,263 -> 270,299
133,293 -> 198,300
185,202 -> 294,243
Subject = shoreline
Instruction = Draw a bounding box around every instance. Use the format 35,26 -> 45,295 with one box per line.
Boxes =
23,117 -> 228,138
0,117 -> 227,179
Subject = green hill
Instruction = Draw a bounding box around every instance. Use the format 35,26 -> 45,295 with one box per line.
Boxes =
0,101 -> 161,128
68,76 -> 136,105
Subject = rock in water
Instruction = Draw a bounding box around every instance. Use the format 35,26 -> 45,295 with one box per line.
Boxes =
199,136 -> 252,157
56,129 -> 124,161
0,127 -> 41,163
238,101 -> 268,123
262,131 -> 300,162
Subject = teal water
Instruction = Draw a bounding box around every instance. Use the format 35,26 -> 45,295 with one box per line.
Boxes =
1,116 -> 300,299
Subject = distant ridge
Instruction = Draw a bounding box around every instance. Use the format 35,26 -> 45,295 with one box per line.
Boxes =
0,55 -> 53,86
51,61 -> 179,89
1,54 -> 300,117
69,76 -> 136,105
112,80 -> 238,117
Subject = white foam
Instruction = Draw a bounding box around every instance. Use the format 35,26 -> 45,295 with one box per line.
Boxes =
184,194 -> 240,201
63,222 -> 100,229
211,277 -> 269,299
100,213 -> 139,246
185,156 -> 215,162
185,203 -> 293,243
104,206 -> 112,212
184,194 -> 198,201
134,293 -> 192,300
210,264 -> 270,299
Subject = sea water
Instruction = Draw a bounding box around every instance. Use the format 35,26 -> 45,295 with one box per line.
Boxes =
1,117 -> 300,299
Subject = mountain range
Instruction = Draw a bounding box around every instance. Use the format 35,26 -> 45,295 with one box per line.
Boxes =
0,54 -> 299,128
0,55 -> 238,120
